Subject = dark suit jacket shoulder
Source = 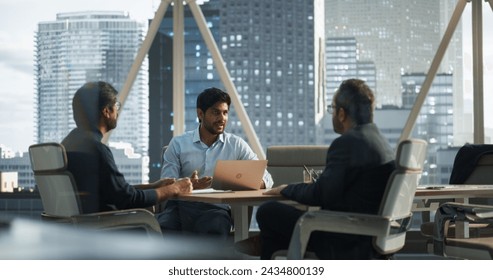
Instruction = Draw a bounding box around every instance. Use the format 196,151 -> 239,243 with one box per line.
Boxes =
62,128 -> 157,213
281,123 -> 395,214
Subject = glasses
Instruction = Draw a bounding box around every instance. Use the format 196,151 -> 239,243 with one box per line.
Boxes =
114,101 -> 121,111
327,104 -> 337,114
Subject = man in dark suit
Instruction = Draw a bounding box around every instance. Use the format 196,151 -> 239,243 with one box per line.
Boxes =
62,81 -> 192,215
256,79 -> 395,259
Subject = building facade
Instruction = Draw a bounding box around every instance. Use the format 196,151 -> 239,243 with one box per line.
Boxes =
402,73 -> 454,184
0,153 -> 34,191
325,0 -> 461,109
35,11 -> 149,155
325,37 -> 376,104
220,0 -> 325,147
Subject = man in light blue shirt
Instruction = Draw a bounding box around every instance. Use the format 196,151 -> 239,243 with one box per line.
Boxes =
160,87 -> 273,237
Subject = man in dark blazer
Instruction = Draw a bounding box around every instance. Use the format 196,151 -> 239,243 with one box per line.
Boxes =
62,81 -> 192,215
256,79 -> 395,259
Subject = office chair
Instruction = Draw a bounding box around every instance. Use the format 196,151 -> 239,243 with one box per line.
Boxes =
266,145 -> 329,185
424,145 -> 493,259
277,139 -> 427,259
432,202 -> 493,259
29,143 -> 162,236
421,145 -> 493,250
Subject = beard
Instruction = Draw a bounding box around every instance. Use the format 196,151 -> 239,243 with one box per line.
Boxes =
332,116 -> 343,134
202,120 -> 226,136
106,118 -> 117,131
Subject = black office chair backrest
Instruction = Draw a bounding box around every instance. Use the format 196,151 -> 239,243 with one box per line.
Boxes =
29,143 -> 82,217
449,144 -> 493,184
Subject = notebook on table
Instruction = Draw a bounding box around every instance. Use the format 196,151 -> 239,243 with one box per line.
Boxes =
210,160 -> 268,191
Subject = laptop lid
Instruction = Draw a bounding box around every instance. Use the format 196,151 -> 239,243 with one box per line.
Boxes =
211,160 -> 268,191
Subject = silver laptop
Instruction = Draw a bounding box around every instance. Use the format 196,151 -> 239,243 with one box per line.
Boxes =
211,160 -> 268,191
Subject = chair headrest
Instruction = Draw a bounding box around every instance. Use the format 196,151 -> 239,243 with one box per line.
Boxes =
266,145 -> 329,166
396,139 -> 427,170
29,143 -> 67,172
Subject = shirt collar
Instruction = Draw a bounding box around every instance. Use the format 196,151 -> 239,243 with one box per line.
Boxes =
192,125 -> 226,145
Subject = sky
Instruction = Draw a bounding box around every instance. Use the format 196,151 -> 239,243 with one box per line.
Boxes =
0,0 -> 492,154
0,0 -> 158,153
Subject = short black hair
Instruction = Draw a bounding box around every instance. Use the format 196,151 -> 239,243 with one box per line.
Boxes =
334,79 -> 374,125
72,81 -> 118,130
196,87 -> 231,114
96,81 -> 118,112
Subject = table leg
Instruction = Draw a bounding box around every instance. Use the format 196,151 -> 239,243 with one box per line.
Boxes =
232,205 -> 249,242
454,197 -> 469,238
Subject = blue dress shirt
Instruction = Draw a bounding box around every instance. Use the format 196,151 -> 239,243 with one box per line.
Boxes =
161,126 -> 273,188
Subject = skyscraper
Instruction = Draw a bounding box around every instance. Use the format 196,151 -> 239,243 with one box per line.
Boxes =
325,36 -> 376,103
402,73 -> 454,184
325,0 -> 462,109
35,11 -> 148,155
220,0 -> 325,147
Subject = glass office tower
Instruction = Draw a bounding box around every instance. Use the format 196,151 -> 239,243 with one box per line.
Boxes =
220,0 -> 325,147
325,36 -> 376,104
402,73 -> 454,184
35,11 -> 148,155
325,0 -> 462,109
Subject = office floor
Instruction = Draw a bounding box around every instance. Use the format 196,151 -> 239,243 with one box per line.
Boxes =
228,230 -> 450,260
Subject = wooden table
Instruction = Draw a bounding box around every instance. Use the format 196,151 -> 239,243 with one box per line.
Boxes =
416,185 -> 493,200
177,185 -> 493,241
177,190 -> 287,241
414,185 -> 493,238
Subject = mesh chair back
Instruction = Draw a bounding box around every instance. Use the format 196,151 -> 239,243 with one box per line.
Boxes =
29,143 -> 81,217
374,139 -> 427,254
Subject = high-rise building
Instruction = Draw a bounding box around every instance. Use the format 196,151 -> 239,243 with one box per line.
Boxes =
148,0 -> 325,180
220,0 -> 325,147
325,0 -> 462,109
374,106 -> 411,149
402,73 -> 454,184
325,37 -> 358,101
35,11 -> 149,155
436,147 -> 460,184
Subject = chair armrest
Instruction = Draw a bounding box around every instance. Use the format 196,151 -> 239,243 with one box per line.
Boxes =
286,210 -> 410,259
433,202 -> 493,255
71,209 -> 162,236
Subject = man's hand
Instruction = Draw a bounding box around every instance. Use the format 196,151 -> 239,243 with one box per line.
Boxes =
156,177 -> 176,186
190,170 -> 212,190
263,184 -> 288,195
174,178 -> 193,193
135,178 -> 176,190
155,177 -> 193,201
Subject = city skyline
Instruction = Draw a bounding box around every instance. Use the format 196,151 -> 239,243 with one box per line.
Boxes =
1,0 -> 493,153
35,10 -> 149,155
0,0 -> 157,153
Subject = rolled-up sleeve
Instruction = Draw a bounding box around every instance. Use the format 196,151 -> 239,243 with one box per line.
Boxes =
161,139 -> 182,179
